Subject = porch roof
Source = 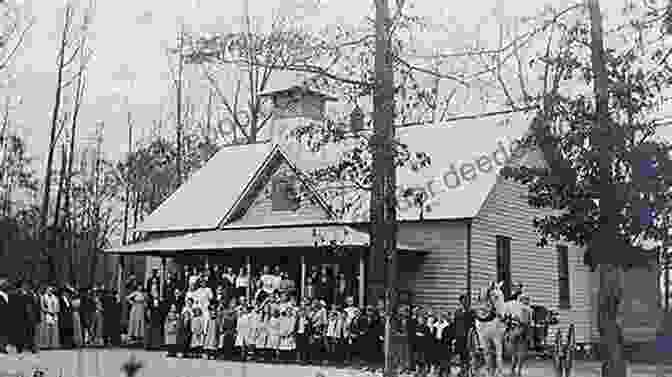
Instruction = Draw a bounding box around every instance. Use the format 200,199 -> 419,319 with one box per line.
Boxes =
104,224 -> 426,256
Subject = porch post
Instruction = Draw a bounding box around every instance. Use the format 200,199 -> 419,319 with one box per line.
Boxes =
246,255 -> 252,301
359,249 -> 366,307
116,256 -> 124,302
300,255 -> 307,300
160,257 -> 166,299
333,263 -> 339,304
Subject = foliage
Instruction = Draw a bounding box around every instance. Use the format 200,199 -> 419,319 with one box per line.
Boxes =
498,4 -> 672,270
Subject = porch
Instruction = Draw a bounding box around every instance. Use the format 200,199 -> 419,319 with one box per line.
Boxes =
105,223 -> 427,306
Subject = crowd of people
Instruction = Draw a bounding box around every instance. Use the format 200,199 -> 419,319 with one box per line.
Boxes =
0,273 -> 122,354
0,266 -> 530,376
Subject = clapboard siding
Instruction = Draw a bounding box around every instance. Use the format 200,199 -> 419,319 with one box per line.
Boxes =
398,221 -> 468,314
228,162 -> 330,226
471,176 -> 594,344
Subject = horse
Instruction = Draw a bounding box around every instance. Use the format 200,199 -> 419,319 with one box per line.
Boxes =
472,281 -> 530,377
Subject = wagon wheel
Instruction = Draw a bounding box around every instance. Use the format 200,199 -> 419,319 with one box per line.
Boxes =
465,327 -> 482,377
564,324 -> 576,377
553,328 -> 563,377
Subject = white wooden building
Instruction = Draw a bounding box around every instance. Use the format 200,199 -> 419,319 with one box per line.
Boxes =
106,86 -> 661,349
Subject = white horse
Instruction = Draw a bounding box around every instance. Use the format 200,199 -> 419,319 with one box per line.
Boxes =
473,281 -> 530,377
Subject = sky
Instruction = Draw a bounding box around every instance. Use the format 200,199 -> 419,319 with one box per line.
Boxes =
3,0 -> 672,171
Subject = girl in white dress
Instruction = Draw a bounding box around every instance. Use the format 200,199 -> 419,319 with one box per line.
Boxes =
253,306 -> 269,359
267,309 -> 282,361
278,308 -> 297,361
234,306 -> 252,360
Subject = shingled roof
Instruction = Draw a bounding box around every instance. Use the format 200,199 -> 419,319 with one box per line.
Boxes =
134,112 -> 533,233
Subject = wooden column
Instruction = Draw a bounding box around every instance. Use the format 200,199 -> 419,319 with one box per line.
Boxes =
300,255 -> 307,301
333,263 -> 340,304
359,249 -> 366,307
246,255 -> 252,301
116,256 -> 124,302
160,257 -> 166,299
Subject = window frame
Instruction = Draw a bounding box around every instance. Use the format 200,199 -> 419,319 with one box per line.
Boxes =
271,175 -> 300,212
495,235 -> 512,299
557,244 -> 571,309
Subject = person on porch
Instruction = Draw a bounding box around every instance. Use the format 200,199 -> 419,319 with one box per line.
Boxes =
256,266 -> 275,305
146,269 -> 161,300
235,267 -> 250,299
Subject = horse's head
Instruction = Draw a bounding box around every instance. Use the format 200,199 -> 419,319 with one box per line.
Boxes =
485,281 -> 506,310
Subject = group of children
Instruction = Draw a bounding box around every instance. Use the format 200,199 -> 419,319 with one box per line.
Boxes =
161,292 -> 387,366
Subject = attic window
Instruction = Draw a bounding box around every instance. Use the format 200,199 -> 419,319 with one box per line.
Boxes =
271,176 -> 300,211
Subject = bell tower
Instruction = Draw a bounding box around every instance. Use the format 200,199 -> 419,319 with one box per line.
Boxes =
260,85 -> 336,148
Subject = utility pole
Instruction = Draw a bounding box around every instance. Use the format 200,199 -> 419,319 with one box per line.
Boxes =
372,0 -> 397,376
176,25 -> 185,186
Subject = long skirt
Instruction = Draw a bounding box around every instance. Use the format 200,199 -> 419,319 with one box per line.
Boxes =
255,329 -> 268,349
39,321 -> 60,349
266,334 -> 280,350
279,334 -> 296,351
127,304 -> 145,339
91,312 -> 104,345
72,312 -> 83,347
145,324 -> 163,349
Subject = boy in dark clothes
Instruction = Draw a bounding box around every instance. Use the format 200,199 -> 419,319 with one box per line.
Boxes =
453,294 -> 475,376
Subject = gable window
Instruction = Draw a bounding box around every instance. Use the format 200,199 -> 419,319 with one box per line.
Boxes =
557,245 -> 571,309
496,235 -> 512,299
271,176 -> 300,211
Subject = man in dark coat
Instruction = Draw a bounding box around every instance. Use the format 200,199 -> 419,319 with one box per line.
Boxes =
453,294 -> 476,373
15,280 -> 40,353
102,289 -> 122,346
0,274 -> 13,353
58,286 -> 75,349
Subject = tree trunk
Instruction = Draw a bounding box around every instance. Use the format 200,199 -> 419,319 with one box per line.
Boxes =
40,5 -> 72,275
587,1 -> 627,376
598,264 -> 627,377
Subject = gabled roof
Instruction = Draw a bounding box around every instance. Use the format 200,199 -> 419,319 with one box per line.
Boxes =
135,112 -> 533,232
134,142 -> 271,232
220,145 -> 337,225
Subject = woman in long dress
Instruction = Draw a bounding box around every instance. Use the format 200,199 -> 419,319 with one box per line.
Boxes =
71,292 -> 84,347
40,286 -> 60,349
126,286 -> 147,342
145,295 -> 164,350
91,291 -> 105,346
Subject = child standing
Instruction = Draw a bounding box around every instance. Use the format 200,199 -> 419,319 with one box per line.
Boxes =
203,307 -> 219,359
190,307 -> 205,358
179,299 -> 194,358
267,309 -> 282,361
325,309 -> 340,364
278,309 -> 296,362
294,307 -> 310,364
413,315 -> 431,374
234,306 -> 252,361
164,304 -> 179,357
218,301 -> 237,360
254,306 -> 270,360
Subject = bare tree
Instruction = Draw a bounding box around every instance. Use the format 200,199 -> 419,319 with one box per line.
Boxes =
39,1 -> 93,280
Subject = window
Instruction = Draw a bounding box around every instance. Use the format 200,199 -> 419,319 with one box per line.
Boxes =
496,236 -> 512,299
271,176 -> 300,211
557,245 -> 571,309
